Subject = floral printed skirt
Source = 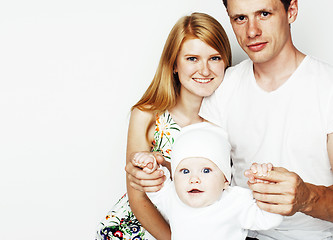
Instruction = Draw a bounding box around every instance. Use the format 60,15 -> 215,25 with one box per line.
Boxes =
96,194 -> 155,240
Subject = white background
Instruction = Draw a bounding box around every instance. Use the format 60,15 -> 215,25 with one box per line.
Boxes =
0,0 -> 332,239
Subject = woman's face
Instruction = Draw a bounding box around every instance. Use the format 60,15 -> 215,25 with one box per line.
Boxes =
175,38 -> 226,98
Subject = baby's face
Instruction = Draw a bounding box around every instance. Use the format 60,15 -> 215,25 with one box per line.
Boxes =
174,157 -> 227,208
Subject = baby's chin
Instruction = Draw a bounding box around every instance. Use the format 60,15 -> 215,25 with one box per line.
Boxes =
181,197 -> 218,208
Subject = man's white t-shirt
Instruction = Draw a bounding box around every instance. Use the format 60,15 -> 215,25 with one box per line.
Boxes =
200,56 -> 333,239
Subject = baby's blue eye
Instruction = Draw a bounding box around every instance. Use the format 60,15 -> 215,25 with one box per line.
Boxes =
182,169 -> 190,174
203,168 -> 211,173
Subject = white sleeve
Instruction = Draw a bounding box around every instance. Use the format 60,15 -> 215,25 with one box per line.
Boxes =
327,89 -> 333,134
236,188 -> 283,230
146,166 -> 172,221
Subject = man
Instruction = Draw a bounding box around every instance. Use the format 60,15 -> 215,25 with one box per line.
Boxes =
199,0 -> 333,239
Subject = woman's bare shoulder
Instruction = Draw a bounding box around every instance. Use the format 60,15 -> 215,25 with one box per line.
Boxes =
131,106 -> 156,122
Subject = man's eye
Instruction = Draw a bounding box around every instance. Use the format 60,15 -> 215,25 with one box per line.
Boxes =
203,168 -> 211,173
182,169 -> 190,174
235,16 -> 246,22
187,57 -> 197,61
261,12 -> 270,17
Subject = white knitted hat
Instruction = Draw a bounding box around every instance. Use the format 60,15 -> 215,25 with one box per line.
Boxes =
171,122 -> 232,182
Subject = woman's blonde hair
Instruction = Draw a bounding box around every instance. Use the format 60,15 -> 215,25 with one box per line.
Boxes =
132,12 -> 231,113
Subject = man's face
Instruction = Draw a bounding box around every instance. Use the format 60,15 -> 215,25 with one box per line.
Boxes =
227,0 -> 294,64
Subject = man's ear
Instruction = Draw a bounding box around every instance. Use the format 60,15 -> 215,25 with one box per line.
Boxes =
288,0 -> 298,24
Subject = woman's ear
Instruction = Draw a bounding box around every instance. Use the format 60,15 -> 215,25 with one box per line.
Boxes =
223,180 -> 230,190
173,65 -> 178,74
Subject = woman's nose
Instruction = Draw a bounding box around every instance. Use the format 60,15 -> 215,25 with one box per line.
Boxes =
199,61 -> 210,76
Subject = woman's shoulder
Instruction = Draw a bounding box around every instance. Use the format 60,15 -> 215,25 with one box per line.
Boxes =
131,106 -> 155,122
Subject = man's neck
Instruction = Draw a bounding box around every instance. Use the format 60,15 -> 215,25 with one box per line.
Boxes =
253,46 -> 306,92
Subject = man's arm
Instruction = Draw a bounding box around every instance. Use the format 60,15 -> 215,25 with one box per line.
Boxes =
248,133 -> 333,222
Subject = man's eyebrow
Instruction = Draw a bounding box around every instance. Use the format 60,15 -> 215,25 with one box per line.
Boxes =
229,8 -> 275,18
228,13 -> 245,19
256,7 -> 274,13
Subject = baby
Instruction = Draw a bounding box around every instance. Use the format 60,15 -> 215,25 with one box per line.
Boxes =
133,122 -> 282,239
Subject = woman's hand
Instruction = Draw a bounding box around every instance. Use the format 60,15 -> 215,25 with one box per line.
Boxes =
125,152 -> 166,192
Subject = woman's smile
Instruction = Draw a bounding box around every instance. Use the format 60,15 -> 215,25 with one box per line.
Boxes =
192,78 -> 214,83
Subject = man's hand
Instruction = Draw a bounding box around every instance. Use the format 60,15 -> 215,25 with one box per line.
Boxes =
248,167 -> 314,216
125,152 -> 166,192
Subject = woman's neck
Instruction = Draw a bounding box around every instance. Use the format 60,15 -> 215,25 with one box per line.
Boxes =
169,94 -> 203,128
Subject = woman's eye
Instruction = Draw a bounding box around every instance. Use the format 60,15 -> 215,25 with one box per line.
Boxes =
187,57 -> 197,61
203,168 -> 211,173
211,56 -> 221,61
182,169 -> 190,174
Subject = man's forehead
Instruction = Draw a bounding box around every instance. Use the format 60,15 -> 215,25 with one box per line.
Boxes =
227,0 -> 280,16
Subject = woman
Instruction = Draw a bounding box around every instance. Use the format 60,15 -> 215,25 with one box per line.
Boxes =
96,12 -> 231,240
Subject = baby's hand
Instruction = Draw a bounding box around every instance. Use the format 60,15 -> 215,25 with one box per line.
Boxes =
132,152 -> 159,174
244,163 -> 273,184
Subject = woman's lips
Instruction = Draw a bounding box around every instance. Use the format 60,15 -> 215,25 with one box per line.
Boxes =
193,78 -> 213,83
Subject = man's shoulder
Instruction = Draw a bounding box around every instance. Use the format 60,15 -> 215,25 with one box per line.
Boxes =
227,58 -> 252,70
305,56 -> 333,88
224,58 -> 252,79
306,55 -> 333,74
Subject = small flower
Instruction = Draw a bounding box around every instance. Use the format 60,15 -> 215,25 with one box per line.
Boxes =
113,230 -> 123,238
156,115 -> 171,137
130,225 -> 140,234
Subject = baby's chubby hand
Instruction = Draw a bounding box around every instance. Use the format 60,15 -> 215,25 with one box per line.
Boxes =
132,152 -> 159,174
244,162 -> 273,184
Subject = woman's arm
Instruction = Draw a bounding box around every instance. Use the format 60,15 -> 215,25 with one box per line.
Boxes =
126,108 -> 171,239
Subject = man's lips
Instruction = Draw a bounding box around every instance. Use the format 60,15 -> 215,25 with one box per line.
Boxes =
247,42 -> 267,52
